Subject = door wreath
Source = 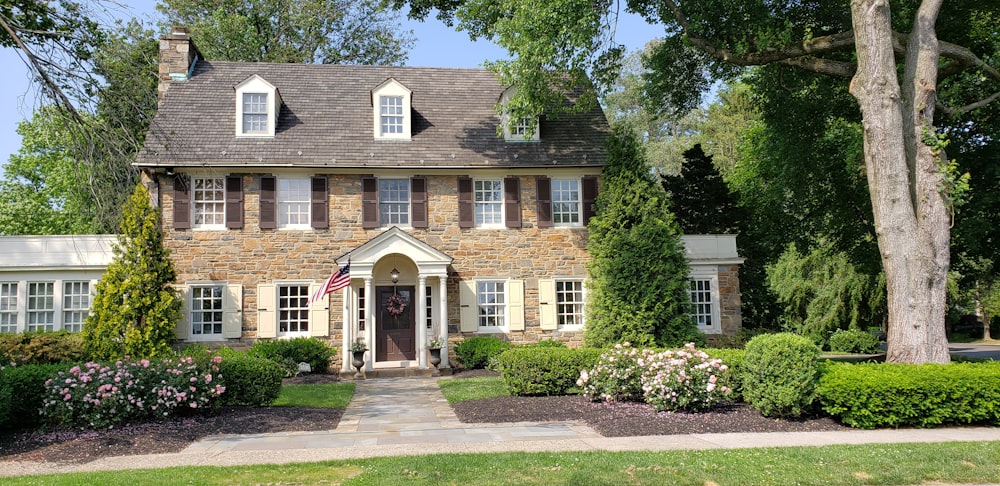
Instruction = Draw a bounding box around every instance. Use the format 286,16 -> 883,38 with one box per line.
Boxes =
385,293 -> 407,316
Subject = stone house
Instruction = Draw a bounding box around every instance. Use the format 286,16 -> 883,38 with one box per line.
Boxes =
136,27 -> 743,373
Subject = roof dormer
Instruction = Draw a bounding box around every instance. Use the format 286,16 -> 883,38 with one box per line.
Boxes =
500,86 -> 540,142
235,75 -> 281,138
372,78 -> 412,141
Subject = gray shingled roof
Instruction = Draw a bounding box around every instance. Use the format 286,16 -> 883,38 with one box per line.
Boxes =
137,61 -> 609,169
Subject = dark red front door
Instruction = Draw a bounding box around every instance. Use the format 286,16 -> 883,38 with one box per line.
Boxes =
376,286 -> 416,361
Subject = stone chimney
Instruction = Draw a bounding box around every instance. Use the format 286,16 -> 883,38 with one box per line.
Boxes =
158,26 -> 201,101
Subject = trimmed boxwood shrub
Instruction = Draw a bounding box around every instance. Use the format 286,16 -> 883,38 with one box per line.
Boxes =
740,333 -> 821,418
249,337 -> 336,375
454,336 -> 510,369
217,355 -> 284,406
0,363 -> 70,429
494,347 -> 604,396
0,332 -> 85,365
817,362 -> 1000,429
827,329 -> 882,354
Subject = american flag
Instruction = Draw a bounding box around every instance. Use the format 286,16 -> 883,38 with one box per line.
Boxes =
309,259 -> 351,305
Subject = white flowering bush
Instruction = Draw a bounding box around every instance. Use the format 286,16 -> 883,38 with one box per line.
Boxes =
578,343 -> 653,402
41,355 -> 226,428
639,343 -> 731,412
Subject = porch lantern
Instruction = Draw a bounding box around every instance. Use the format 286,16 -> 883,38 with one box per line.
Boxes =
390,267 -> 399,284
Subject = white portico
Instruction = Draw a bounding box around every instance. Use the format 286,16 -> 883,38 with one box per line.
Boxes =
337,227 -> 452,373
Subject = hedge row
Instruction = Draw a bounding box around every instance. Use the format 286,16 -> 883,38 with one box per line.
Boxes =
0,363 -> 71,429
493,347 -> 604,396
817,361 -> 1000,429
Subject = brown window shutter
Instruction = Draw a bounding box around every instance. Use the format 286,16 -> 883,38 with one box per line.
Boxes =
536,176 -> 552,228
457,176 -> 473,228
362,176 -> 378,229
411,176 -> 428,228
173,175 -> 190,229
311,176 -> 329,229
504,176 -> 521,228
259,176 -> 276,229
582,176 -> 599,225
225,175 -> 244,229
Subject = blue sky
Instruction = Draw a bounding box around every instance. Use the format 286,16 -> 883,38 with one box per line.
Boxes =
0,2 -> 663,171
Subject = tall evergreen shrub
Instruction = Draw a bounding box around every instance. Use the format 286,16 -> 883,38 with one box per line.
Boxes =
83,184 -> 181,360
585,130 -> 702,348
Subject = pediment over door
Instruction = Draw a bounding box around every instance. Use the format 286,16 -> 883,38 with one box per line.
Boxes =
338,226 -> 452,278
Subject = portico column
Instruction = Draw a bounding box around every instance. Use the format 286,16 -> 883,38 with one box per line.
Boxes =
364,276 -> 374,372
437,275 -> 449,368
417,275 -> 427,368
341,284 -> 352,373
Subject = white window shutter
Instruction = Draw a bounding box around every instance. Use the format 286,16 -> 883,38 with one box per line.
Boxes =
309,283 -> 330,337
176,286 -> 190,340
257,283 -> 276,338
223,284 -> 243,338
508,279 -> 525,331
538,279 -> 557,330
459,280 -> 477,332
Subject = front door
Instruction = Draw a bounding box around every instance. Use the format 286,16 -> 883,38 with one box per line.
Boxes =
376,286 -> 416,361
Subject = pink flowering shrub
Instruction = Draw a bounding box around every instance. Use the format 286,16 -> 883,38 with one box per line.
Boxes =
578,343 -> 653,402
579,342 -> 732,412
639,343 -> 731,412
41,355 -> 226,428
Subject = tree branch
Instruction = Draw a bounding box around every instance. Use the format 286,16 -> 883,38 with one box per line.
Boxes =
0,12 -> 82,123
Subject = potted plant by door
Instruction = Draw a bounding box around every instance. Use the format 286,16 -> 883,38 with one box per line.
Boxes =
427,338 -> 444,373
351,340 -> 367,379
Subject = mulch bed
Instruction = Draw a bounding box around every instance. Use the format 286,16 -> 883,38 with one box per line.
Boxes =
1,371 -> 848,464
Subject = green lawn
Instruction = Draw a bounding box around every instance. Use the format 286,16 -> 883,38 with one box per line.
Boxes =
438,376 -> 508,403
7,442 -> 1000,485
272,383 -> 355,408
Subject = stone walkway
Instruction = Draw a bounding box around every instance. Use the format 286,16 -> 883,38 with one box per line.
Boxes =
2,376 -> 998,478
185,377 -> 600,453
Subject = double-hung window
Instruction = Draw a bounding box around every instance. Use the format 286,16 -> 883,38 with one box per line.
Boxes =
556,280 -> 585,327
551,179 -> 581,225
0,283 -> 17,333
193,177 -> 225,228
62,281 -> 90,333
474,180 -> 503,226
27,282 -> 54,332
278,178 -> 311,228
690,279 -> 714,327
378,178 -> 410,226
242,93 -> 268,134
476,281 -> 506,329
380,96 -> 404,135
278,284 -> 310,335
191,286 -> 224,336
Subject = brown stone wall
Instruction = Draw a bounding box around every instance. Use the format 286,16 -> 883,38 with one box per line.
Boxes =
159,171 -> 742,368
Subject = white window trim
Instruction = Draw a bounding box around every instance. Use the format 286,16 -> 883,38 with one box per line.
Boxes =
500,87 -> 540,142
554,278 -> 586,330
377,177 -> 411,228
476,279 -> 509,333
0,278 -> 96,333
277,281 -> 312,338
372,78 -> 412,140
235,75 -> 280,138
191,176 -> 227,230
189,284 -> 226,340
474,178 -> 505,228
551,178 -> 583,228
277,177 -> 312,230
689,267 -> 722,334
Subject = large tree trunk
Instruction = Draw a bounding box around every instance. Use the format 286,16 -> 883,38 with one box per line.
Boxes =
849,0 -> 951,364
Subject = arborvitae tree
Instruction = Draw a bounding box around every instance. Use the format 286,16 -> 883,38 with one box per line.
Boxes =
661,144 -> 742,235
83,185 -> 181,360
585,130 -> 703,348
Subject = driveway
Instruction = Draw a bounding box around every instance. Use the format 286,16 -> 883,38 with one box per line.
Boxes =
949,342 -> 1000,360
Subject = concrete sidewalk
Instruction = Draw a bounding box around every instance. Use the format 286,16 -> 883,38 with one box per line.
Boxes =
3,377 -> 998,478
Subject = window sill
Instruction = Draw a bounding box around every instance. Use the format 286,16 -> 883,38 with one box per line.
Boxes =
476,327 -> 508,334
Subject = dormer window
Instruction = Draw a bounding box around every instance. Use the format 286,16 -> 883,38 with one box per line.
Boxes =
500,87 -> 540,142
235,75 -> 280,137
372,78 -> 411,140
